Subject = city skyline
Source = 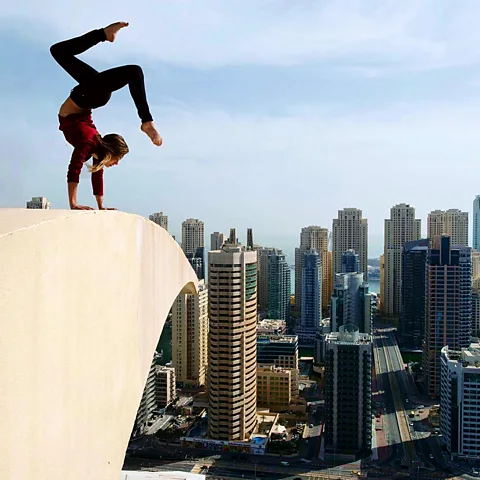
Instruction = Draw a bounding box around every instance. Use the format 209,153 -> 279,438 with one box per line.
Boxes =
3,3 -> 480,254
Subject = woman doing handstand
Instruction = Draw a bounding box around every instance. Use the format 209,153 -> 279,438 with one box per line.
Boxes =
51,22 -> 162,210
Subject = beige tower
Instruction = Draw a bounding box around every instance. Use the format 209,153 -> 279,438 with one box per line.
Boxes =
427,209 -> 468,247
295,226 -> 329,311
182,218 -> 204,255
384,203 -> 421,321
332,208 -> 368,280
149,212 -> 168,231
210,232 -> 225,250
172,280 -> 209,387
208,244 -> 257,441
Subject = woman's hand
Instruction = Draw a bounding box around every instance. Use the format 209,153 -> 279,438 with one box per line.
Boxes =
99,207 -> 117,210
71,204 -> 94,210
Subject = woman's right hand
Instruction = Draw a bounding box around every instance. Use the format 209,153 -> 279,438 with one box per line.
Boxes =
70,204 -> 94,210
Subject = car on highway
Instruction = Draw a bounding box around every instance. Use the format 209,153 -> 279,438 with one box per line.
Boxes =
309,423 -> 314,428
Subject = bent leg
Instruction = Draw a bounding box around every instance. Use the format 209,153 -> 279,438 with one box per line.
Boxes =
82,65 -> 153,123
50,29 -> 106,84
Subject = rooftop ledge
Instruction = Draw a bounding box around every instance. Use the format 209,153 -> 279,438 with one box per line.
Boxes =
0,209 -> 198,480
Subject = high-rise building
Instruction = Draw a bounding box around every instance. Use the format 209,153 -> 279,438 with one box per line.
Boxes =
26,196 -> 51,209
330,273 -> 372,334
149,212 -> 168,231
267,250 -> 291,320
423,236 -> 472,397
440,344 -> 480,462
257,247 -> 276,312
133,353 -> 159,436
155,365 -> 176,409
295,226 -> 329,312
208,244 -> 257,441
186,247 -> 205,280
383,203 -> 421,321
324,326 -> 372,459
298,250 -> 322,341
428,209 -> 468,247
182,218 -> 204,255
473,196 -> 480,251
379,254 -> 385,313
341,250 -> 359,273
172,280 -> 209,388
399,239 -> 429,349
182,219 -> 205,280
472,250 -> 480,279
332,208 -> 368,281
473,280 -> 480,338
211,232 -> 225,251
247,228 -> 254,249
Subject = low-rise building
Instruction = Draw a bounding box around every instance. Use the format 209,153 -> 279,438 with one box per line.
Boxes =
256,319 -> 287,335
257,366 -> 292,411
156,365 -> 176,409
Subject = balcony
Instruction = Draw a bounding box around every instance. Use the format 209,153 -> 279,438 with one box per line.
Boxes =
0,209 -> 198,480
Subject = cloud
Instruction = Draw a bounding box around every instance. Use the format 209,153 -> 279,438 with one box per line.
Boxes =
2,0 -> 480,72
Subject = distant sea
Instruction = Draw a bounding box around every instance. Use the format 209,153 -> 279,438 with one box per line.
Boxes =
289,266 -> 381,295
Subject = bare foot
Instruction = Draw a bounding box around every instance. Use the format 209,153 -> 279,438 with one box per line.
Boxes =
141,121 -> 163,146
104,22 -> 129,42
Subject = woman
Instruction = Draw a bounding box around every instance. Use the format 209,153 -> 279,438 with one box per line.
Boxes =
51,22 -> 162,210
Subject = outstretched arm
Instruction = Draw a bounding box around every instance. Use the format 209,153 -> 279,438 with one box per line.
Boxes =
67,141 -> 97,210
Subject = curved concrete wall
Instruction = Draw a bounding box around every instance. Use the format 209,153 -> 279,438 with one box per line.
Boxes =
0,209 -> 197,480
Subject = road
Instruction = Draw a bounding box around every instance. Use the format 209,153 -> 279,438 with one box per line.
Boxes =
374,327 -> 448,477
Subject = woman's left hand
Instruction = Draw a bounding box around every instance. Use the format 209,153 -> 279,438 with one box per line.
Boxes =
99,207 -> 117,210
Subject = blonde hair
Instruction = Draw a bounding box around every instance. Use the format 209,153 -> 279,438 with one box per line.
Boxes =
88,134 -> 129,173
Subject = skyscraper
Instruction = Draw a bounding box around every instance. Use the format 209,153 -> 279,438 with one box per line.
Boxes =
427,209 -> 468,247
332,208 -> 368,280
295,226 -> 329,312
330,273 -> 372,334
172,280 -> 209,388
257,247 -> 277,312
149,212 -> 168,231
210,232 -> 225,251
423,236 -> 472,397
325,326 -> 372,459
473,196 -> 480,251
182,219 -> 205,280
383,203 -> 421,321
440,344 -> 480,462
208,243 -> 257,441
182,218 -> 204,255
472,279 -> 480,337
26,197 -> 51,209
399,239 -> 429,349
267,249 -> 291,321
298,250 -> 322,341
247,228 -> 254,249
341,249 -> 360,273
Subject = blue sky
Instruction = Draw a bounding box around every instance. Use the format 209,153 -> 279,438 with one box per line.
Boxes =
2,1 -> 480,260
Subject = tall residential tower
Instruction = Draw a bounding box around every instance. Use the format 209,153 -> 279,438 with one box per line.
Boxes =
208,244 -> 257,441
383,204 -> 421,321
427,209 -> 468,247
332,208 -> 368,280
423,236 -> 472,397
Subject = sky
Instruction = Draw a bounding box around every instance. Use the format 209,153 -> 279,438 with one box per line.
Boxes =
2,0 -> 480,261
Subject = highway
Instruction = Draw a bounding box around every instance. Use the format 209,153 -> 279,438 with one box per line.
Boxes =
374,327 -> 448,477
